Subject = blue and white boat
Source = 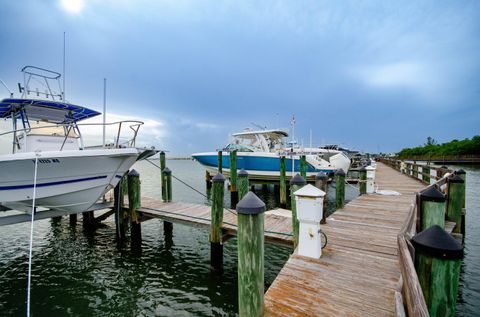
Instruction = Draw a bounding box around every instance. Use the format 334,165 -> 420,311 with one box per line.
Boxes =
192,128 -> 351,181
0,66 -> 154,215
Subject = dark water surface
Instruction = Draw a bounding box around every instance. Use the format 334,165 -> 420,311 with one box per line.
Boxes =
450,165 -> 480,317
0,160 -> 477,316
0,160 -> 358,316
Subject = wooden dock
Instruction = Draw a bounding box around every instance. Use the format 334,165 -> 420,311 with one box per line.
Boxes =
263,162 -> 426,316
138,197 -> 294,246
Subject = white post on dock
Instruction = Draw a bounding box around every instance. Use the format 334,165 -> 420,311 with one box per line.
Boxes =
366,165 -> 376,194
294,184 -> 325,259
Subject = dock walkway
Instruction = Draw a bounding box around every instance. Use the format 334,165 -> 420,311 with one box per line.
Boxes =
264,162 -> 424,316
138,198 -> 293,245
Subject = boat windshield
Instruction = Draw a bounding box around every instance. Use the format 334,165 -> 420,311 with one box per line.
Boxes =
226,131 -> 286,152
27,120 -> 78,138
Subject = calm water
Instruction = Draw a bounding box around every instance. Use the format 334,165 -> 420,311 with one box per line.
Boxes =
450,165 -> 480,317
0,160 -> 477,316
0,160 -> 357,317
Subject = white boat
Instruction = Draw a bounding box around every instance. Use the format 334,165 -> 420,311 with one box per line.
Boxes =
192,128 -> 351,181
0,66 -> 152,214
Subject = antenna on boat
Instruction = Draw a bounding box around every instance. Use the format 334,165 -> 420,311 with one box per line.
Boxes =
63,32 -> 66,102
309,129 -> 312,148
103,78 -> 106,148
0,79 -> 13,98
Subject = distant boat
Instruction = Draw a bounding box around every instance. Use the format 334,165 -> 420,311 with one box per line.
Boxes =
192,128 -> 351,181
0,66 -> 155,214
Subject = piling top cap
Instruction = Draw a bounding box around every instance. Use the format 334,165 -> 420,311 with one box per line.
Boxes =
212,173 -> 225,183
238,169 -> 248,177
128,169 -> 139,176
290,173 -> 306,185
236,191 -> 266,215
365,165 -> 375,171
455,169 -> 466,175
420,186 -> 445,203
294,184 -> 325,198
412,225 -> 463,260
448,174 -> 464,184
315,172 -> 328,181
335,168 -> 346,177
162,167 -> 171,175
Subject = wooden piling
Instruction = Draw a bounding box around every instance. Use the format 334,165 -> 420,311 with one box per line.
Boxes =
315,172 -> 328,224
114,180 -> 126,241
218,150 -> 223,174
280,156 -> 287,208
412,225 -> 463,317
69,213 -> 77,226
160,151 -> 166,201
128,169 -> 142,243
237,192 -> 265,317
290,174 -> 306,248
82,211 -> 94,229
162,167 -> 172,202
446,175 -> 464,234
359,166 -> 367,195
230,150 -> 238,206
454,169 -> 466,208
210,173 -> 225,272
238,169 -> 249,201
420,186 -> 446,231
300,155 -> 307,178
205,170 -> 212,189
423,166 -> 430,183
335,169 -> 346,209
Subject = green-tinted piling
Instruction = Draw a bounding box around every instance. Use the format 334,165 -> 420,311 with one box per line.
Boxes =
423,166 -> 431,183
210,173 -> 225,272
290,174 -> 306,248
205,170 -> 212,189
160,151 -> 166,201
412,225 -> 463,317
238,169 -> 249,201
114,179 -> 126,241
455,169 -> 466,208
300,155 -> 307,178
446,175 -> 464,234
237,192 -> 265,317
128,169 -> 142,243
455,169 -> 466,238
359,166 -> 367,195
315,172 -> 328,224
229,150 -> 238,206
335,169 -> 346,209
217,150 -> 223,174
420,186 -> 446,231
162,167 -> 172,202
279,156 -> 287,208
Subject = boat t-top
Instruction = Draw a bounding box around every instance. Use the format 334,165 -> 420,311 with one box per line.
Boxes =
192,128 -> 351,181
0,66 -> 154,216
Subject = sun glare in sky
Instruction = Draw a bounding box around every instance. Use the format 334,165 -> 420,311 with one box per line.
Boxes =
60,0 -> 85,14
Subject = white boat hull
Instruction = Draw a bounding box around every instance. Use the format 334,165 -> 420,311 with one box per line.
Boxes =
0,149 -> 138,213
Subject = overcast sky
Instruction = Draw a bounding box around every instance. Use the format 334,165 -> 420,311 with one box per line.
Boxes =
0,0 -> 479,155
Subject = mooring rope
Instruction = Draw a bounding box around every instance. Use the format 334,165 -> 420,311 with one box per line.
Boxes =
144,160 -> 238,215
27,155 -> 39,317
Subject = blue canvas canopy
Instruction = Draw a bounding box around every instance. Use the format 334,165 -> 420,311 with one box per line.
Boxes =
0,98 -> 101,123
